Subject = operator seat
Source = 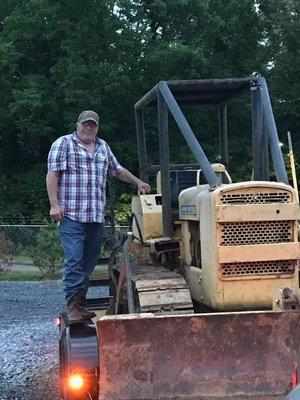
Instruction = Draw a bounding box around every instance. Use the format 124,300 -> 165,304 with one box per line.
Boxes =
156,169 -> 200,207
156,163 -> 232,208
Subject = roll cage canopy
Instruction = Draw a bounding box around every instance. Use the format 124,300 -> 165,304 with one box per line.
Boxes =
134,77 -> 288,236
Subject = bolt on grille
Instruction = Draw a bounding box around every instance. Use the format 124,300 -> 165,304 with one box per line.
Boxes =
220,221 -> 293,246
220,191 -> 292,205
221,260 -> 295,277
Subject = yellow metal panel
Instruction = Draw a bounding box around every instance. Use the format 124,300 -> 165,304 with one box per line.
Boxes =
216,203 -> 300,222
212,276 -> 298,310
214,181 -> 295,203
218,242 -> 300,263
132,195 -> 163,240
197,182 -> 300,310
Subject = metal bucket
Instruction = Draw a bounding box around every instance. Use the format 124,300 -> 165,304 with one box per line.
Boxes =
97,311 -> 300,400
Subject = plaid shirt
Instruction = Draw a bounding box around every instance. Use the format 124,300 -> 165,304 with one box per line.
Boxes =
47,132 -> 124,223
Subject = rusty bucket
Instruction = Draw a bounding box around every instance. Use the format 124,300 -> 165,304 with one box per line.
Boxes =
97,311 -> 300,400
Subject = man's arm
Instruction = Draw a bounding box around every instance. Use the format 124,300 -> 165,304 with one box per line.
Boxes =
46,171 -> 64,221
117,169 -> 150,194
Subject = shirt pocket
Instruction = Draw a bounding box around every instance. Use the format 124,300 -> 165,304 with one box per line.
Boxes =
68,151 -> 90,172
94,153 -> 109,184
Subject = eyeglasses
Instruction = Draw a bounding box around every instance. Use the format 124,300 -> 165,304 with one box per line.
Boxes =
81,120 -> 98,127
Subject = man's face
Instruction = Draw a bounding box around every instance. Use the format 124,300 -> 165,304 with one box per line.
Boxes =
76,120 -> 99,144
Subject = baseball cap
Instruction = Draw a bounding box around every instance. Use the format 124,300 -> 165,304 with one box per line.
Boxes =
77,110 -> 99,125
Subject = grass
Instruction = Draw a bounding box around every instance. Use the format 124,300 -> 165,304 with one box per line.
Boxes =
0,264 -> 108,281
0,270 -> 44,281
13,255 -> 34,264
90,265 -> 109,280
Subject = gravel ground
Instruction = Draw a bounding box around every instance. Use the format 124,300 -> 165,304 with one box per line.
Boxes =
0,281 -> 65,400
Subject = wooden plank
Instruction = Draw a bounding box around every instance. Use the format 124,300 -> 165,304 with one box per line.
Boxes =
135,278 -> 187,291
132,264 -> 179,278
139,289 -> 192,308
131,263 -> 193,314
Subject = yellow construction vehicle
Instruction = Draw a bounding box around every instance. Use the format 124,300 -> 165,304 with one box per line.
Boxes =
58,77 -> 300,400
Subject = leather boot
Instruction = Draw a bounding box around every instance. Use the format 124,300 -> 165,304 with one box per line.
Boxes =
67,293 -> 85,324
77,289 -> 96,320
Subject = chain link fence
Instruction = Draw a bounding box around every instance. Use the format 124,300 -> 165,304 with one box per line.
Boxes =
0,223 -> 130,263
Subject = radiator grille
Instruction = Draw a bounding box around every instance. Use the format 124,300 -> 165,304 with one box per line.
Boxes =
220,191 -> 291,205
220,221 -> 293,246
221,260 -> 295,277
218,187 -> 295,278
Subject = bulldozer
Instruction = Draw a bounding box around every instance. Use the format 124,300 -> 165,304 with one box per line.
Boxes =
58,77 -> 300,400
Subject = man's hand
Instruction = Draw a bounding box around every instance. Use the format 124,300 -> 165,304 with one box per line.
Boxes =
117,169 -> 151,194
46,172 -> 63,221
50,206 -> 64,222
137,180 -> 151,194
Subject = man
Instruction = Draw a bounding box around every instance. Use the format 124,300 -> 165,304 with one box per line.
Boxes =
46,110 -> 150,323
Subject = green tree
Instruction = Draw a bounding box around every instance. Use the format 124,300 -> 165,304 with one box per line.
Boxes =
0,231 -> 13,274
0,0 -> 299,221
31,223 -> 63,279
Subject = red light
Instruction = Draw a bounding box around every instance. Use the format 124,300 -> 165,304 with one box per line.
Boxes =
54,317 -> 61,327
292,363 -> 298,389
68,374 -> 85,391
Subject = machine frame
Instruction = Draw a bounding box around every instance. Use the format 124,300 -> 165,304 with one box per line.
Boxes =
134,77 -> 288,237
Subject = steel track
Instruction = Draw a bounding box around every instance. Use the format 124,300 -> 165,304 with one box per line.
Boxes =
131,264 -> 194,314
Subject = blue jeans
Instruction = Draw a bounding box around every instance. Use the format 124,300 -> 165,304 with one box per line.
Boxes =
58,217 -> 104,302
